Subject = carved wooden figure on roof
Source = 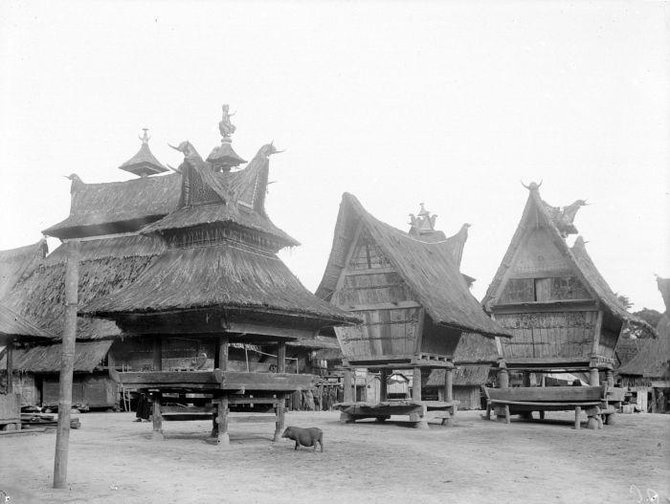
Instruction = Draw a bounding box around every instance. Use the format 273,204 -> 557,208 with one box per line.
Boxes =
219,104 -> 236,138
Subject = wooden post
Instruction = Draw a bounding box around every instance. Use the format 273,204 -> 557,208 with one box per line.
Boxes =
273,340 -> 286,441
412,367 -> 422,401
343,369 -> 354,403
217,335 -> 229,371
214,396 -> 229,445
151,392 -> 164,439
379,369 -> 388,402
444,366 -> 455,426
574,406 -> 581,430
498,362 -> 509,389
522,372 -> 531,387
589,367 -> 600,387
589,310 -> 603,387
445,367 -> 453,402
152,337 -> 162,371
606,369 -> 614,388
53,240 -> 79,489
6,337 -> 13,394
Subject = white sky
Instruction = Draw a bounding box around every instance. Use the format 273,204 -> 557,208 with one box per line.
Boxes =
1,1 -> 668,311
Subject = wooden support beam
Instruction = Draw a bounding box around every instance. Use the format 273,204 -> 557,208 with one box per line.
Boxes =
379,369 -> 388,402
53,240 -> 79,489
606,369 -> 614,388
412,367 -> 422,402
342,369 -> 354,403
217,335 -> 229,371
151,393 -> 164,440
215,397 -> 229,445
273,341 -> 287,441
152,337 -> 162,371
6,337 -> 13,394
498,363 -> 509,389
574,406 -> 581,430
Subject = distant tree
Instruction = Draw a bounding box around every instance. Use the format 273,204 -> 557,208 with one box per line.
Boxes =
615,293 -> 633,311
632,308 -> 662,328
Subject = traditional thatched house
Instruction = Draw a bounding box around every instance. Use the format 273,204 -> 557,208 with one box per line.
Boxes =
617,277 -> 670,413
5,111 -> 355,416
315,193 -> 509,426
0,303 -> 53,429
482,182 -> 655,387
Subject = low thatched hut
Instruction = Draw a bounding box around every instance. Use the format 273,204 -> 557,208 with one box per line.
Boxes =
617,277 -> 670,413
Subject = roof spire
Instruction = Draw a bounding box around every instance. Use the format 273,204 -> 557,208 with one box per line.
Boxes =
207,104 -> 246,172
409,203 -> 439,236
119,128 -> 168,178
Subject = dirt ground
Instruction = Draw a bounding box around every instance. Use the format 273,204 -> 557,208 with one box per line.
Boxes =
1,410 -> 668,504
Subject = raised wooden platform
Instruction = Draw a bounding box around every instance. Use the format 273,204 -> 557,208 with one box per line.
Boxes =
0,393 -> 21,432
117,370 -> 317,392
118,371 -> 317,445
484,386 -> 623,430
334,400 -> 459,429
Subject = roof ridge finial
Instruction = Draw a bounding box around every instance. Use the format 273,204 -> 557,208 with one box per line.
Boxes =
521,180 -> 543,192
219,104 -> 236,143
139,128 -> 150,145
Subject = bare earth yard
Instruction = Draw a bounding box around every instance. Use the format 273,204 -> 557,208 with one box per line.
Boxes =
1,410 -> 668,504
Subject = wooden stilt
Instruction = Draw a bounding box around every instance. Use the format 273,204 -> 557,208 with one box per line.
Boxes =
504,405 -> 510,424
574,406 -> 581,430
539,410 -> 545,421
589,367 -> 600,387
412,367 -> 422,402
151,393 -> 164,440
343,369 -> 354,403
6,337 -> 13,394
444,367 -> 454,426
273,341 -> 286,441
498,362 -> 509,389
379,369 -> 388,402
216,396 -> 229,445
606,369 -> 614,388
53,241 -> 79,489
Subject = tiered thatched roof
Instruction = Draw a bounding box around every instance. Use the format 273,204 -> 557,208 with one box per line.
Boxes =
316,193 -> 510,338
617,277 -> 670,379
482,184 -> 655,338
3,234 -> 165,340
0,240 -> 46,299
82,239 -> 356,323
0,304 -> 53,340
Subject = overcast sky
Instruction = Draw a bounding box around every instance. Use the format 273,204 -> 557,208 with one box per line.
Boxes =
1,1 -> 668,311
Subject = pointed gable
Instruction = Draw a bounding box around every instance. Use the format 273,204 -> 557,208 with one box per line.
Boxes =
482,183 -> 655,338
316,193 -> 510,338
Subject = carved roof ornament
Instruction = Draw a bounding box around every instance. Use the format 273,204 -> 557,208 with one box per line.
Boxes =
409,203 -> 438,234
119,128 -> 168,178
207,104 -> 246,172
219,104 -> 236,139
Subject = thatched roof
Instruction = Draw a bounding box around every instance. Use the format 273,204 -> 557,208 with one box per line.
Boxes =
617,277 -> 670,379
0,239 -> 47,299
2,234 -> 164,340
44,144 -> 299,250
315,193 -> 510,338
482,185 -> 655,338
6,340 -> 112,373
81,239 -> 358,325
43,174 -> 182,239
0,304 -> 53,340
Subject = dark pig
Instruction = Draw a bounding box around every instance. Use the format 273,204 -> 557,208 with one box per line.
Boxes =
281,426 -> 324,452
